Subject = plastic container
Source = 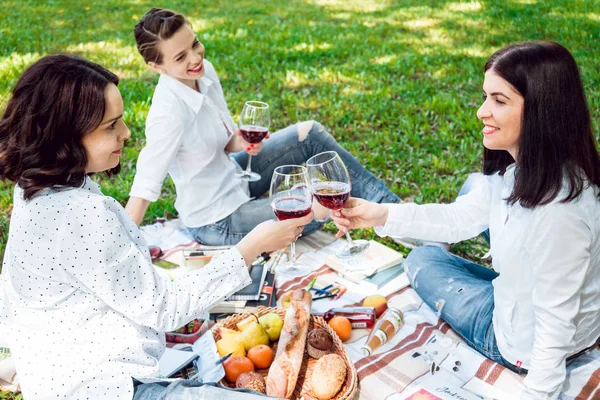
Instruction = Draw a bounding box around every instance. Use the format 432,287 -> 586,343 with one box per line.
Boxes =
166,318 -> 210,344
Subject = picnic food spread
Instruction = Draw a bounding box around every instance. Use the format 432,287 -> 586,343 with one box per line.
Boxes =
211,288 -> 357,399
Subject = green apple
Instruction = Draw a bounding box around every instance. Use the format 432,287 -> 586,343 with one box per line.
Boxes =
258,313 -> 284,341
238,322 -> 270,351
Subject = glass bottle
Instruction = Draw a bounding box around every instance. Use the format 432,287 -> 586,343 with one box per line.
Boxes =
360,308 -> 403,356
314,307 -> 376,329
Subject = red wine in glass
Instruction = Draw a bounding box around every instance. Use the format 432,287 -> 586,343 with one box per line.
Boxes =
272,197 -> 312,220
312,182 -> 350,210
239,124 -> 269,144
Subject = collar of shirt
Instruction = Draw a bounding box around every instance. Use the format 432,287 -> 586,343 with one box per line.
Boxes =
158,73 -> 214,114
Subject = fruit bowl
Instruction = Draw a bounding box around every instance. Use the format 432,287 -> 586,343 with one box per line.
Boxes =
166,318 -> 209,344
212,306 -> 357,400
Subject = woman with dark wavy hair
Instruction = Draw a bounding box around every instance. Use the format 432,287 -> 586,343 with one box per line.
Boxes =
0,54 -> 312,399
331,41 -> 600,398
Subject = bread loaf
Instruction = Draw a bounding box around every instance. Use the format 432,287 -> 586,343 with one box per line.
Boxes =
266,289 -> 312,398
310,353 -> 347,400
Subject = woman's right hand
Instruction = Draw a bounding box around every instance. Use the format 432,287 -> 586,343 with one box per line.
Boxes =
236,212 -> 314,265
330,198 -> 389,238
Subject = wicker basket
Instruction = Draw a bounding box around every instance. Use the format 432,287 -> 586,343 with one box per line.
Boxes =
212,306 -> 358,400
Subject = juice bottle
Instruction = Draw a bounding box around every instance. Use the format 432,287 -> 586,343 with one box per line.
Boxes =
360,308 -> 403,356
314,307 -> 376,329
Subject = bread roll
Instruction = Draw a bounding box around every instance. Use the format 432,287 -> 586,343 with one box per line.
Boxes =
310,353 -> 347,400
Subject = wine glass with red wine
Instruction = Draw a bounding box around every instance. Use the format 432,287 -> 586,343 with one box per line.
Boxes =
269,165 -> 313,277
236,101 -> 270,182
306,151 -> 369,259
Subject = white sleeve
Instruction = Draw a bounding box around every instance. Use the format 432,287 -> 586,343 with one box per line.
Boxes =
129,117 -> 185,202
520,204 -> 591,400
375,177 -> 491,243
57,200 -> 251,331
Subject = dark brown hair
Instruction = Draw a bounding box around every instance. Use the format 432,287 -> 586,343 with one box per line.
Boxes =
482,41 -> 600,207
0,54 -> 120,200
134,8 -> 190,64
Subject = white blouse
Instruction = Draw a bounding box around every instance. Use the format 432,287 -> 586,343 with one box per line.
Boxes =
376,165 -> 600,399
0,177 -> 251,399
129,59 -> 251,228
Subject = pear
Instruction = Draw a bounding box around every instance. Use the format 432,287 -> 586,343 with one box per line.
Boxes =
219,327 -> 241,340
238,322 -> 270,351
216,336 -> 245,357
258,313 -> 284,341
236,314 -> 259,331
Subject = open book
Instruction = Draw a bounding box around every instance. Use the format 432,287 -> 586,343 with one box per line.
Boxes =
325,240 -> 403,283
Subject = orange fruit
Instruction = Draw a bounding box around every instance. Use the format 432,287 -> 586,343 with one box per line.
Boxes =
247,344 -> 274,369
223,355 -> 255,383
328,316 -> 352,342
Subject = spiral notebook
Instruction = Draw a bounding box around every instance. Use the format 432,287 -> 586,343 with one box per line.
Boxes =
225,263 -> 267,301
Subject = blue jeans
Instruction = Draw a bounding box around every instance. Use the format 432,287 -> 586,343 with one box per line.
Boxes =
133,380 -> 268,399
404,174 -> 526,374
190,121 -> 401,245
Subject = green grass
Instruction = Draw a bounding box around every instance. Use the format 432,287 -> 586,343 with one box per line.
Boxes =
1,0 -> 600,262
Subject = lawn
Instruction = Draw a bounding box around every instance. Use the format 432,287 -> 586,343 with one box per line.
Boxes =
0,0 -> 599,397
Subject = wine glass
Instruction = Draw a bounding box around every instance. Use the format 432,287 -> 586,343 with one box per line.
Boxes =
237,101 -> 270,182
269,165 -> 313,277
306,151 -> 370,259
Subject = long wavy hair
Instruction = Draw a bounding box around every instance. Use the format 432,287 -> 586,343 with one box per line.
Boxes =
482,41 -> 600,208
0,54 -> 120,200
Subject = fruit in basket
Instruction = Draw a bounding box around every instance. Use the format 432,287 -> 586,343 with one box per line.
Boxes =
310,353 -> 347,400
236,314 -> 259,331
216,337 -> 245,357
223,355 -> 255,383
363,294 -> 388,318
236,371 -> 266,393
258,312 -> 284,341
239,322 -> 270,351
328,316 -> 352,342
218,327 -> 241,341
247,344 -> 274,369
279,290 -> 293,309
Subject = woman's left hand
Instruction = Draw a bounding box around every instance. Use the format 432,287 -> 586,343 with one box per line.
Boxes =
236,129 -> 270,155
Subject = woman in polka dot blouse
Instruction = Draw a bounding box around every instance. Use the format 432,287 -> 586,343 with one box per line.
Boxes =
0,55 -> 311,399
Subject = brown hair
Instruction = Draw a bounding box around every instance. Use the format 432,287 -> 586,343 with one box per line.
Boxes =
134,8 -> 190,64
0,54 -> 120,200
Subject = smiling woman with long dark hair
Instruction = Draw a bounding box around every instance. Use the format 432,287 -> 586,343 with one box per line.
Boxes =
330,41 -> 600,398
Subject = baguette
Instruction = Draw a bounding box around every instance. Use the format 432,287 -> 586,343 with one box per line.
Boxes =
266,289 -> 312,398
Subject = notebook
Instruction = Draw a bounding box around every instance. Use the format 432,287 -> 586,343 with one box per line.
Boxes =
326,240 -> 404,283
158,347 -> 198,378
225,263 -> 268,301
362,262 -> 405,290
210,270 -> 277,317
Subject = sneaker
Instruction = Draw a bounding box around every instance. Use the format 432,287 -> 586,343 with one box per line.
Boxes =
393,237 -> 449,250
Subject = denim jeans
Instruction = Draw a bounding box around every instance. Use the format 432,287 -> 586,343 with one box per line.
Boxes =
190,121 -> 401,245
404,173 -> 527,374
132,380 -> 269,399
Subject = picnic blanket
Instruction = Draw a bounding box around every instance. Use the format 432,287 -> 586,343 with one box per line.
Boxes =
141,220 -> 600,399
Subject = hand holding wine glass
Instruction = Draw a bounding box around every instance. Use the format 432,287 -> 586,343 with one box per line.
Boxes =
269,165 -> 313,276
237,101 -> 270,182
330,198 -> 389,238
307,151 -> 370,259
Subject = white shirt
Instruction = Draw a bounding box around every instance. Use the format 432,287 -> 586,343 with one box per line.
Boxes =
0,177 -> 251,399
376,165 -> 600,399
129,60 -> 250,227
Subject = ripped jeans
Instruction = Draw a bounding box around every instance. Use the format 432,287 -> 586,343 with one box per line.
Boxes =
404,174 -> 527,374
190,121 -> 401,245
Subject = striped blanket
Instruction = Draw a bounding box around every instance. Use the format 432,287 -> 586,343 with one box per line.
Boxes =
140,221 -> 600,399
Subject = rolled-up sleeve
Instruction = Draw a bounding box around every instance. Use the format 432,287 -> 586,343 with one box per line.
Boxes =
57,200 -> 251,331
375,178 -> 491,243
521,204 -> 591,399
129,117 -> 185,202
